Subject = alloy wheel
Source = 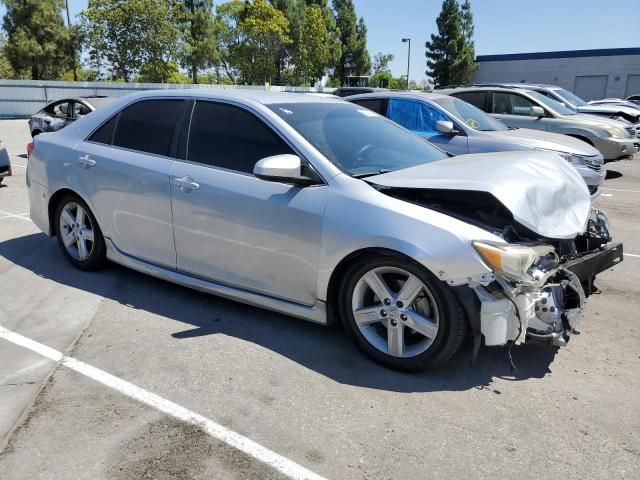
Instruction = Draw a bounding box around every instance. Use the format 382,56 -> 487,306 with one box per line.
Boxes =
351,266 -> 440,358
58,202 -> 95,261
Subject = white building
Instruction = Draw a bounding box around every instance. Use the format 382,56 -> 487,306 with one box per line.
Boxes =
473,48 -> 640,100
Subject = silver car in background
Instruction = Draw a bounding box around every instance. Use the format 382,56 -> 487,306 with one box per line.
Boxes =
27,90 -> 622,371
347,91 -> 605,195
441,86 -> 638,160
28,96 -> 115,137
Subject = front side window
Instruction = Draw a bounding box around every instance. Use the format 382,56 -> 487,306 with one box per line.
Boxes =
74,102 -> 92,118
386,98 -> 451,135
268,102 -> 447,177
187,101 -> 293,173
112,99 -> 188,156
491,92 -> 539,116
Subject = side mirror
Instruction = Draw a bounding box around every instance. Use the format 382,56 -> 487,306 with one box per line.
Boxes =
253,154 -> 318,186
435,120 -> 455,134
530,106 -> 545,118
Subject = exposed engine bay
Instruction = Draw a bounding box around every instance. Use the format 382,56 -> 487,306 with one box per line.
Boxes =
377,187 -> 624,348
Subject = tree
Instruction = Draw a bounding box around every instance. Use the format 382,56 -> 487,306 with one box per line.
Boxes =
373,52 -> 394,74
270,0 -> 305,83
294,6 -> 329,85
215,0 -> 245,83
235,0 -> 292,84
425,0 -> 476,87
305,0 -> 340,69
178,0 -> 218,84
80,0 -> 180,82
332,0 -> 369,85
2,0 -> 75,80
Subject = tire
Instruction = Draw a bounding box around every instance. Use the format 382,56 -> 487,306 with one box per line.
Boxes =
54,194 -> 107,271
31,130 -> 42,138
338,254 -> 467,371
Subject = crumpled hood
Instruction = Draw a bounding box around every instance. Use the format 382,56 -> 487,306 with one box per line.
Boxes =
488,128 -> 600,156
578,104 -> 640,119
369,151 -> 591,239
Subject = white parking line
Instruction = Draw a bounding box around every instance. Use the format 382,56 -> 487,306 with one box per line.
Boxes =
626,253 -> 640,258
0,326 -> 327,480
601,188 -> 640,193
0,210 -> 32,222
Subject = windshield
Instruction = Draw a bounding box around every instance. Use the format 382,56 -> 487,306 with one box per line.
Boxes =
432,96 -> 508,131
268,102 -> 448,177
552,88 -> 587,108
527,91 -> 577,115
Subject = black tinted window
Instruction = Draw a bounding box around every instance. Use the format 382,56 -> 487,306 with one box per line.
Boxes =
113,99 -> 187,156
454,91 -> 487,110
351,98 -> 387,115
188,101 -> 293,173
88,114 -> 118,145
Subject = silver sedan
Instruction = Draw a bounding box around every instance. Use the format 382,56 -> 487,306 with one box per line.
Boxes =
26,90 -> 622,370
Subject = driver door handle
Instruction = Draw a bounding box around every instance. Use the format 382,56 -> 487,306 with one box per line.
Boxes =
173,176 -> 200,192
77,154 -> 96,168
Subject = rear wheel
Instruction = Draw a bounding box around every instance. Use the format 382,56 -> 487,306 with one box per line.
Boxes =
339,255 -> 467,371
54,195 -> 106,270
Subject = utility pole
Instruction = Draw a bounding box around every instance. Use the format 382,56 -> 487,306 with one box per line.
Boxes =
402,38 -> 411,90
64,0 -> 77,81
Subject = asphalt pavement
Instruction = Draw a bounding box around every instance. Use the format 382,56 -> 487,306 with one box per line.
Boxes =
0,119 -> 638,479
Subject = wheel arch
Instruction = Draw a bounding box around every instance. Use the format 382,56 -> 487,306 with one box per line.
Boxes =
567,134 -> 594,146
48,188 -> 95,237
325,247 -> 421,325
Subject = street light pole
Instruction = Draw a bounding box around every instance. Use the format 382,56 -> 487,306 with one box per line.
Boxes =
64,0 -> 77,81
402,38 -> 411,90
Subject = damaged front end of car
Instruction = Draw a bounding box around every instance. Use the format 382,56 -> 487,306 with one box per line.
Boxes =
377,186 -> 623,349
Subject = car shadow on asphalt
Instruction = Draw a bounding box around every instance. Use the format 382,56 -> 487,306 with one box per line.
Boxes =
1,233 -> 558,393
605,170 -> 623,180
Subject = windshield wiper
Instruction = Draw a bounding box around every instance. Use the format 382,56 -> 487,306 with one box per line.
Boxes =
353,169 -> 391,179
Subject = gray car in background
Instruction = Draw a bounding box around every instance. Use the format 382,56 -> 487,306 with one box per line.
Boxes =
347,91 -> 605,194
440,86 -> 638,160
496,83 -> 640,137
28,96 -> 115,137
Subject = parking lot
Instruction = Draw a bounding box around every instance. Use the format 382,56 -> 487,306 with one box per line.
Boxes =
0,118 -> 638,479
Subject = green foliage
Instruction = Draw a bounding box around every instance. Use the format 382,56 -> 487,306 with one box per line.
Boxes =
369,71 -> 391,88
177,0 -> 218,83
332,0 -> 369,85
294,6 -> 329,85
234,0 -> 292,84
2,0 -> 75,80
136,61 -> 189,83
80,0 -> 181,82
373,52 -> 394,74
425,0 -> 476,88
215,0 -> 244,83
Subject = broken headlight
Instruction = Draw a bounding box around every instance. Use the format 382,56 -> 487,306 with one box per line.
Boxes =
472,241 -> 557,281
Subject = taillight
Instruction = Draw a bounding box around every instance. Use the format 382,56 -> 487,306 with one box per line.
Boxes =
27,142 -> 34,158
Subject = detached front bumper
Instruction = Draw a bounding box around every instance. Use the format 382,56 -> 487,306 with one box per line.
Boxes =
473,242 -> 623,348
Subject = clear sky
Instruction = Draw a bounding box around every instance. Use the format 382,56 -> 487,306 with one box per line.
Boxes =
2,0 -> 639,83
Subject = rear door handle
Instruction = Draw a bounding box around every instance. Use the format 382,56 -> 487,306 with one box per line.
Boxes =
77,154 -> 96,168
173,176 -> 200,191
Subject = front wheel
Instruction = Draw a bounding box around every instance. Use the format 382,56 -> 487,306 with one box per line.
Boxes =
339,255 -> 467,371
55,195 -> 106,270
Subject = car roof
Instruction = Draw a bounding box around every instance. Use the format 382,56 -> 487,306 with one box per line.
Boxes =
111,89 -> 346,106
345,91 -> 450,101
437,85 -> 536,95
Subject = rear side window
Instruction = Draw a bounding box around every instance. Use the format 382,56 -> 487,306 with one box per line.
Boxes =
113,99 -> 187,156
88,114 -> 118,145
454,91 -> 487,110
187,101 -> 293,174
351,98 -> 387,115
